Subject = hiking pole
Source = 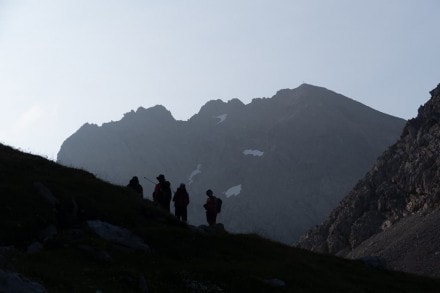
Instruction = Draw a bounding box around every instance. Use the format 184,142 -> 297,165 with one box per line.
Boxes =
143,176 -> 157,185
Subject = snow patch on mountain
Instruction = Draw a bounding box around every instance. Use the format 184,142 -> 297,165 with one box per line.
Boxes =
215,114 -> 228,124
188,164 -> 202,185
243,149 -> 264,157
224,184 -> 242,198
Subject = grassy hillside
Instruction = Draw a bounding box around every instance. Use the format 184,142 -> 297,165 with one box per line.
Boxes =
0,144 -> 439,292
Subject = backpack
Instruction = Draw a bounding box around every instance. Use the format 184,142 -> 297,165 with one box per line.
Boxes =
216,197 -> 223,213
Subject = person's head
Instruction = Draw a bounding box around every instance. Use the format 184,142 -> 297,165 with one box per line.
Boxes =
157,174 -> 165,182
130,176 -> 139,184
179,183 -> 186,190
206,189 -> 213,197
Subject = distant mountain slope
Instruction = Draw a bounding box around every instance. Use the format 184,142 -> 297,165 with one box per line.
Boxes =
57,84 -> 405,244
2,143 -> 440,292
298,84 -> 440,277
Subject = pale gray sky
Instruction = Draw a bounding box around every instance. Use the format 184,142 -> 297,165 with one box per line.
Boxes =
0,1 -> 439,159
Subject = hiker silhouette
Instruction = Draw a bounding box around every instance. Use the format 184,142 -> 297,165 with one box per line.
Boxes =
203,189 -> 218,226
127,176 -> 143,198
152,174 -> 172,212
173,183 -> 190,223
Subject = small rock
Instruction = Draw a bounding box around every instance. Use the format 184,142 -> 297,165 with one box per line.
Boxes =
0,246 -> 20,269
87,220 -> 150,252
57,197 -> 79,228
27,242 -> 43,254
262,278 -> 286,288
212,223 -> 225,232
38,225 -> 58,243
138,274 -> 149,293
78,245 -> 113,264
359,256 -> 387,269
63,228 -> 85,242
196,223 -> 226,234
33,182 -> 59,207
0,269 -> 47,292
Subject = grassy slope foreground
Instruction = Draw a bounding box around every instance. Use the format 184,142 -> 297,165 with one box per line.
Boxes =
0,144 -> 439,292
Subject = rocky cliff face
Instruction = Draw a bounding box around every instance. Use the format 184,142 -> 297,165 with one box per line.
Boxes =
298,83 -> 440,277
57,84 -> 405,244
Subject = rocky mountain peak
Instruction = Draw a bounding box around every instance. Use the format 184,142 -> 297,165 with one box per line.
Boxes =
192,98 -> 245,120
274,83 -> 322,96
273,84 -> 345,107
295,83 -> 329,94
121,105 -> 175,125
430,83 -> 440,98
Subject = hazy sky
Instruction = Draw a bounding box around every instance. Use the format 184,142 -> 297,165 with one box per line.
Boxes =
1,1 -> 439,159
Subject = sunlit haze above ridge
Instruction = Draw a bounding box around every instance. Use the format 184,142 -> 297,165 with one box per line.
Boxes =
0,0 -> 439,159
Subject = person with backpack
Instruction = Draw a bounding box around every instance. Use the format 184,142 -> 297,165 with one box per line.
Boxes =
127,176 -> 143,198
152,174 -> 172,212
172,183 -> 190,223
203,189 -> 218,226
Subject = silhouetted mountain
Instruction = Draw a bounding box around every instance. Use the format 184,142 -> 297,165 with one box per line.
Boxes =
2,143 -> 440,292
57,84 -> 405,244
299,83 -> 440,277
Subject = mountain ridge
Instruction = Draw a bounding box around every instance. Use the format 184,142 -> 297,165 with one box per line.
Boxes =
57,84 -> 406,244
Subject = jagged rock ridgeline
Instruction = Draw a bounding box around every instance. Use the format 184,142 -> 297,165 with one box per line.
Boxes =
298,83 -> 440,277
57,84 -> 405,244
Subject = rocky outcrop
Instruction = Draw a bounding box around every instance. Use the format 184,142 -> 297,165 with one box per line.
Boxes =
298,83 -> 440,276
0,270 -> 47,293
33,182 -> 59,207
58,84 -> 405,244
87,220 -> 150,252
348,207 -> 440,277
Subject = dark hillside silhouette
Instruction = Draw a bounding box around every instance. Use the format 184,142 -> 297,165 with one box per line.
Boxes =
1,143 -> 440,291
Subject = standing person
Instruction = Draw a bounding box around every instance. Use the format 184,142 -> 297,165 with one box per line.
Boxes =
152,174 -> 172,212
127,176 -> 143,198
203,189 -> 218,226
173,183 -> 190,223
152,174 -> 163,204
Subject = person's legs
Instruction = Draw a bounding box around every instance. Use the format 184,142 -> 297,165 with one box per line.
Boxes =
182,208 -> 187,223
175,207 -> 182,221
207,212 -> 216,226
